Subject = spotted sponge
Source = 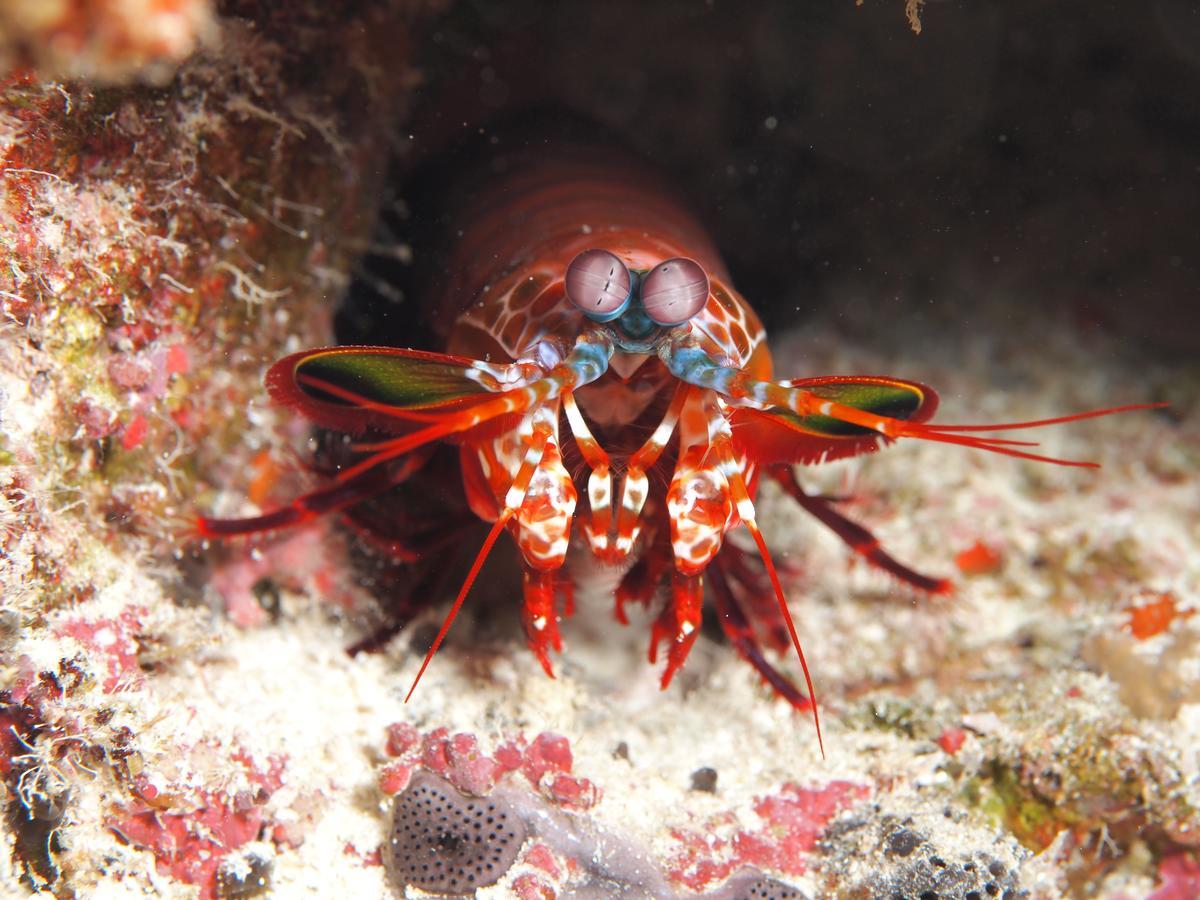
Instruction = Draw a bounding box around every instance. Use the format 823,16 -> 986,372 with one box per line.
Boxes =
718,871 -> 809,899
740,875 -> 807,899
384,771 -> 528,895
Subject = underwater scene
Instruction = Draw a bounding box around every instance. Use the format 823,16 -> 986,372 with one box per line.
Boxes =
1,1 -> 1198,897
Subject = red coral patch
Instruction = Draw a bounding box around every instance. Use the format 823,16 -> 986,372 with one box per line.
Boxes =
667,780 -> 869,891
937,727 -> 967,755
954,540 -> 1002,576
56,606 -> 146,692
1126,592 -> 1193,641
112,751 -> 286,898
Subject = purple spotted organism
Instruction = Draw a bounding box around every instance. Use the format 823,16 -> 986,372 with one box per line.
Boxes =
384,771 -> 527,895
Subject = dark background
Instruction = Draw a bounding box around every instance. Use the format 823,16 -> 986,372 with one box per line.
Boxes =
350,0 -> 1200,358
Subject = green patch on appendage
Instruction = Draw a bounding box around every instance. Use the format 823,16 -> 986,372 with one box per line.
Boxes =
768,382 -> 923,437
296,353 -> 489,408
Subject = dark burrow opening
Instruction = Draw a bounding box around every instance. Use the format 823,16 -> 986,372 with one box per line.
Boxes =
337,0 -> 1200,357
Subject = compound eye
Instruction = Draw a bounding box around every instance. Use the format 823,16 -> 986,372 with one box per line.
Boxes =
564,249 -> 632,322
641,257 -> 710,326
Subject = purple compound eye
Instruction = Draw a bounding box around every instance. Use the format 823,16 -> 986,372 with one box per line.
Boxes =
641,257 -> 710,326
564,249 -> 633,322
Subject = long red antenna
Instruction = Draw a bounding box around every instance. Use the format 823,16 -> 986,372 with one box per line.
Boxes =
918,403 -> 1166,433
404,510 -> 513,702
894,426 -> 1103,468
746,520 -> 825,760
894,403 -> 1170,467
